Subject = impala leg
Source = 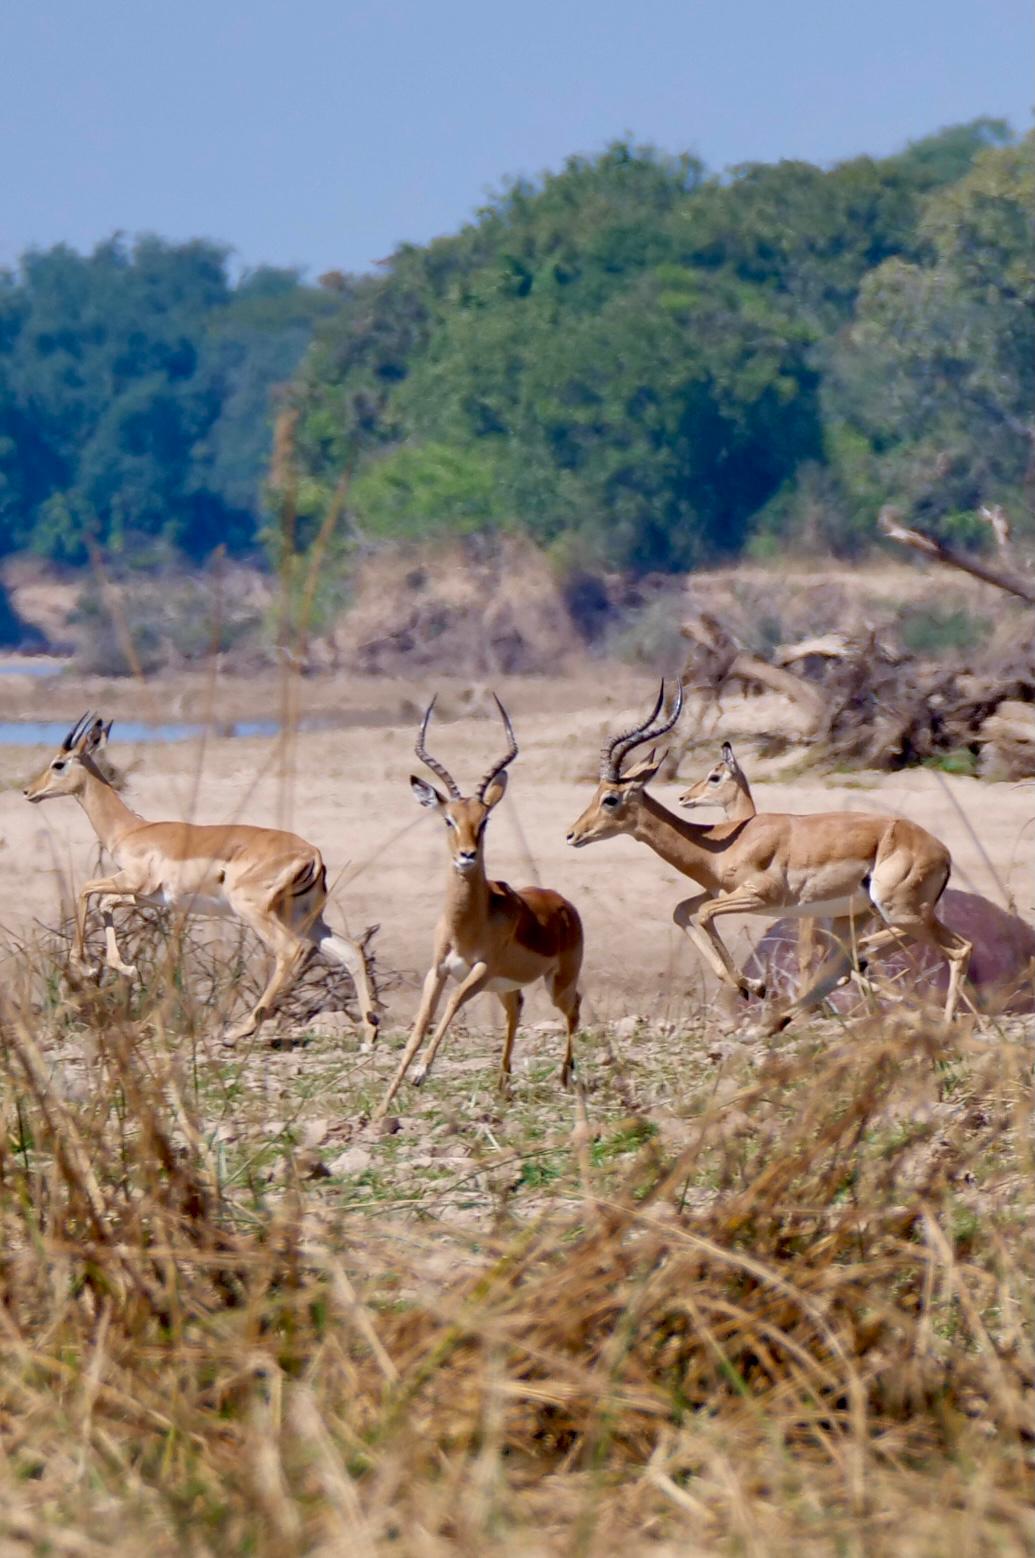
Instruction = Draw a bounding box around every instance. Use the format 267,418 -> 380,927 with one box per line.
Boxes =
75,876 -> 143,977
312,919 -> 382,1047
498,990 -> 523,1093
411,961 -> 490,1086
797,917 -> 818,988
225,906 -> 309,1043
675,892 -> 768,999
764,916 -> 862,1032
376,962 -> 449,1117
854,914 -> 972,1021
552,981 -> 582,1088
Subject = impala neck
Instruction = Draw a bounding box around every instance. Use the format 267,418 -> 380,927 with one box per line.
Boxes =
633,792 -> 731,892
445,854 -> 491,929
728,782 -> 756,824
75,761 -> 143,854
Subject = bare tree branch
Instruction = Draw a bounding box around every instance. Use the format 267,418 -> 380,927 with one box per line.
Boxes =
878,509 -> 1035,606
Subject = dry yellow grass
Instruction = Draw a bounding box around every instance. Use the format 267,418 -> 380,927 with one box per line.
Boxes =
0,908 -> 1031,1555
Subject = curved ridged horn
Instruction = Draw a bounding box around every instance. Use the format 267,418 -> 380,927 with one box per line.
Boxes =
414,696 -> 461,798
602,680 -> 684,780
476,693 -> 519,800
62,711 -> 95,752
599,681 -> 664,780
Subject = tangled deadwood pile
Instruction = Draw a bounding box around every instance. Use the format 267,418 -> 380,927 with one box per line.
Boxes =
43,908 -> 388,1036
680,514 -> 1035,776
680,612 -> 1035,773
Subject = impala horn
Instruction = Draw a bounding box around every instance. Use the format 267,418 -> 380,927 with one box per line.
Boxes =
601,680 -> 684,781
62,711 -> 96,752
476,694 -> 519,801
414,696 -> 461,799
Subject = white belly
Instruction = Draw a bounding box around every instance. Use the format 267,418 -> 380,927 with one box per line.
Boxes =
442,950 -> 522,993
158,888 -> 235,918
777,893 -> 871,919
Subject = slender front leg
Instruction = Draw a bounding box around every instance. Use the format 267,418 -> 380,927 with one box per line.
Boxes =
102,907 -> 139,976
376,961 -> 449,1117
498,990 -> 523,1092
552,982 -> 581,1088
411,961 -> 490,1085
674,892 -> 767,999
74,876 -> 142,976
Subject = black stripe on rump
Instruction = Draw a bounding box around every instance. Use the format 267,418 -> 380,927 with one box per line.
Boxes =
289,859 -> 322,898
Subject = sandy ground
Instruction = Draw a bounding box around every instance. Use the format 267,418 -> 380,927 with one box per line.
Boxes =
0,669 -> 1031,1034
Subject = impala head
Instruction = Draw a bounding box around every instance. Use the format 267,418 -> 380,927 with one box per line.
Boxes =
23,713 -> 113,804
566,680 -> 683,848
679,741 -> 747,812
410,693 -> 518,874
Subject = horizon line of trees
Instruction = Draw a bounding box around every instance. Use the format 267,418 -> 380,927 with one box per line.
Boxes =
0,115 -> 1031,578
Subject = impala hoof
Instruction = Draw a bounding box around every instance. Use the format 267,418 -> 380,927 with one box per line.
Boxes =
221,1023 -> 257,1048
411,1065 -> 428,1088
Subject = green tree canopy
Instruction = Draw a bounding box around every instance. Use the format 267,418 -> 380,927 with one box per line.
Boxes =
292,123 -> 1023,573
0,239 -> 334,561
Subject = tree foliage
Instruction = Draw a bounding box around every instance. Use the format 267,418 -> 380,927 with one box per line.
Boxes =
0,119 -> 1028,574
0,239 -> 334,561
293,119 -> 1029,572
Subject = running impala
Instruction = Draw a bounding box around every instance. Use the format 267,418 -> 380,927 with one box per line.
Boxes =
376,695 -> 583,1115
566,684 -> 971,1027
24,713 -> 380,1045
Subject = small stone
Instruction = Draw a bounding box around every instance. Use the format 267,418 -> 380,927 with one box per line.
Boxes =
329,1145 -> 372,1176
613,1015 -> 643,1039
378,1116 -> 402,1136
300,1119 -> 329,1149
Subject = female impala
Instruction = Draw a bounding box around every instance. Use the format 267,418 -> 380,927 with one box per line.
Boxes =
566,684 -> 971,1028
23,713 -> 380,1045
679,741 -> 755,823
377,696 -> 583,1115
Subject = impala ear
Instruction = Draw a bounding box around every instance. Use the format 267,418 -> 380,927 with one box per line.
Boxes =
84,718 -> 112,754
79,717 -> 109,756
410,774 -> 445,810
481,770 -> 508,809
622,748 -> 664,788
721,741 -> 737,771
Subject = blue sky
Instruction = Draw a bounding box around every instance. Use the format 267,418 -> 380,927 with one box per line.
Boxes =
2,0 -> 1030,278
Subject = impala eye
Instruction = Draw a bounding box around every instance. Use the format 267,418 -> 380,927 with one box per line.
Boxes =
602,793 -> 621,808
52,761 -> 66,771
708,773 -> 720,784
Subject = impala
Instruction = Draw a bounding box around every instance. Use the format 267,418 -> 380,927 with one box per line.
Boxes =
566,685 -> 971,1027
679,741 -> 755,823
377,695 -> 583,1115
24,713 -> 380,1045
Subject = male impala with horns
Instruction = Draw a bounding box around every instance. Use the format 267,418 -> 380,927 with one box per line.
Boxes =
566,683 -> 971,1029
